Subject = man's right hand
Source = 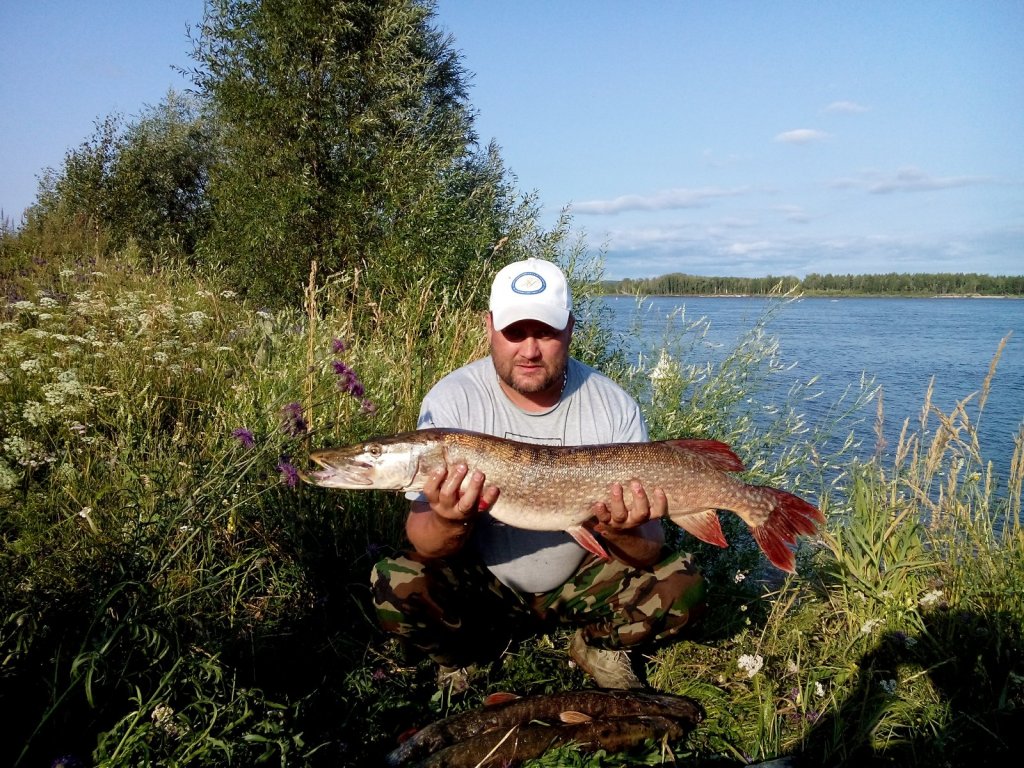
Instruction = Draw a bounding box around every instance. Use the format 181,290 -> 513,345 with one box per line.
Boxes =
422,463 -> 500,524
406,464 -> 500,558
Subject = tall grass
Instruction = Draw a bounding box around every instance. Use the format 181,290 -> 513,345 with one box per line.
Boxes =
1,253 -> 1020,766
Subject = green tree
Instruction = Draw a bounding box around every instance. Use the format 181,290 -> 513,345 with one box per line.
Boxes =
31,91 -> 216,266
190,0 -> 517,308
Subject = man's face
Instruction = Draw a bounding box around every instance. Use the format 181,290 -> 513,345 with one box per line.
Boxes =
487,315 -> 573,397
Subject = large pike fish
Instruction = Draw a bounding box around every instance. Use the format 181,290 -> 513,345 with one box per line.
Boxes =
303,428 -> 823,573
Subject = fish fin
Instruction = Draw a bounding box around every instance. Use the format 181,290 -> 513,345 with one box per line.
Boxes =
568,525 -> 611,559
396,727 -> 419,744
672,509 -> 728,547
559,710 -> 594,724
484,692 -> 520,707
665,439 -> 745,472
750,488 -> 824,573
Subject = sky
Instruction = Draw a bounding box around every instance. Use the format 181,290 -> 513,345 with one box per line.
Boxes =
2,1 -> 1022,281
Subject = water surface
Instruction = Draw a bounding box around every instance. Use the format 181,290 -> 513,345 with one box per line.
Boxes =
600,295 -> 1023,482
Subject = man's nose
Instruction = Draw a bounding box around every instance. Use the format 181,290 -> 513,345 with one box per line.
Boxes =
520,335 -> 541,356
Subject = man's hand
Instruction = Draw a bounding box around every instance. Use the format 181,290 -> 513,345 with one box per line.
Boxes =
588,481 -> 667,567
422,463 -> 501,524
406,463 -> 500,559
591,480 -> 667,530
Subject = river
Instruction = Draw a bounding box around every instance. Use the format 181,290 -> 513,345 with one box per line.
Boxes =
600,295 -> 1023,485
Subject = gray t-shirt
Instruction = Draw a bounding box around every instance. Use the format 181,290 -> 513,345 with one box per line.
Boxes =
413,356 -> 653,593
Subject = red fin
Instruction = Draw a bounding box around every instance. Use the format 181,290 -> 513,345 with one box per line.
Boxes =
567,525 -> 610,559
672,509 -> 728,547
750,488 -> 824,573
665,439 -> 745,472
397,727 -> 419,744
484,692 -> 520,707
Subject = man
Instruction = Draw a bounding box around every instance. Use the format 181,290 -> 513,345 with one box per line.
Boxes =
371,258 -> 705,689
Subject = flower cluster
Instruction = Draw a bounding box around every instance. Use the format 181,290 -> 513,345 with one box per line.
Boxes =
231,427 -> 255,449
737,653 -> 764,678
280,401 -> 308,437
330,338 -> 376,414
277,458 -> 300,488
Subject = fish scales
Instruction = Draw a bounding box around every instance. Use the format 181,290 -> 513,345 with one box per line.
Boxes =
412,433 -> 750,528
304,428 -> 824,573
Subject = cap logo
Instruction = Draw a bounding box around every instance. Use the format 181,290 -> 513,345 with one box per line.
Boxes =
510,271 -> 547,295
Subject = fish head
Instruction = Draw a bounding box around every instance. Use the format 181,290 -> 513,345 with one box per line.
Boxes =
303,436 -> 425,490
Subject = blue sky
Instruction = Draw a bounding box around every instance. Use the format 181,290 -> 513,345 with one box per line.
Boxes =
2,1 -> 1021,280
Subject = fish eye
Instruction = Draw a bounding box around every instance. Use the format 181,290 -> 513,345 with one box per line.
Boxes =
367,444 -> 382,457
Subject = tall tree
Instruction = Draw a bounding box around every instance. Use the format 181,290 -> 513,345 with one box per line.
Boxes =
190,0 -> 515,308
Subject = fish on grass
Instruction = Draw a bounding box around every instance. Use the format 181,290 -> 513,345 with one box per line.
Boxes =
303,428 -> 824,573
384,688 -> 703,767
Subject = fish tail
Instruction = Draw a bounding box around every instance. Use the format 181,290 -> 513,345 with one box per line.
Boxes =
751,488 -> 824,573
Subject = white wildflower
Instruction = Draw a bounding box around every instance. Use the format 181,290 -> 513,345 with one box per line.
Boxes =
738,654 -> 764,678
814,681 -> 825,698
151,703 -> 185,738
734,570 -> 747,583
152,351 -> 169,364
20,358 -> 41,373
0,460 -> 19,491
184,311 -> 209,329
650,348 -> 678,382
786,660 -> 799,674
860,618 -> 883,635
12,300 -> 35,310
918,589 -> 943,608
220,290 -> 237,299
22,401 -> 48,427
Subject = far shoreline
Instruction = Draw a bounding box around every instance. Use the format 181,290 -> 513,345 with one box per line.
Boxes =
601,292 -> 1024,300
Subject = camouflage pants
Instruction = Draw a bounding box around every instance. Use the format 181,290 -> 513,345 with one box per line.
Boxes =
370,548 -> 706,667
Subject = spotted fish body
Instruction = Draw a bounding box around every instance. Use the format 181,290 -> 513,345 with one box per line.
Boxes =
304,428 -> 823,573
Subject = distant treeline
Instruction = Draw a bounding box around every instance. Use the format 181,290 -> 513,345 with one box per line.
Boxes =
606,272 -> 1024,297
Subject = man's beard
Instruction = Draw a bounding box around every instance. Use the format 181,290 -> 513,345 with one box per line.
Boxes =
498,359 -> 566,395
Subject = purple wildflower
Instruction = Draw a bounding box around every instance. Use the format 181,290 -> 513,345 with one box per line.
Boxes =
232,428 -> 255,449
281,401 -> 308,437
332,360 -> 353,377
360,399 -> 377,415
277,458 -> 300,488
331,338 -> 346,354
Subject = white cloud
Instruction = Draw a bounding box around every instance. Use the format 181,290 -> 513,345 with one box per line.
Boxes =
831,167 -> 992,194
572,187 -> 748,215
773,205 -> 811,224
774,129 -> 829,144
597,225 -> 1022,280
825,100 -> 870,113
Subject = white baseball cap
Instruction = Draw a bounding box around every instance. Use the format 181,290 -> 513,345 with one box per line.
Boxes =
489,258 -> 572,331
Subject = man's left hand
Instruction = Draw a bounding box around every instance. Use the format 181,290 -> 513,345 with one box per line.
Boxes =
591,481 -> 667,531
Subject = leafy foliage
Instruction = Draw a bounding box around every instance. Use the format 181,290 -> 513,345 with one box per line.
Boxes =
189,0 -> 521,308
30,92 -> 216,264
2,257 -> 1020,766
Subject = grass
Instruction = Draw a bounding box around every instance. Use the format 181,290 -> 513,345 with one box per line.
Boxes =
1,253 -> 1021,767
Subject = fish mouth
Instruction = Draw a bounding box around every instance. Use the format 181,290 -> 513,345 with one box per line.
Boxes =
301,459 -> 375,487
